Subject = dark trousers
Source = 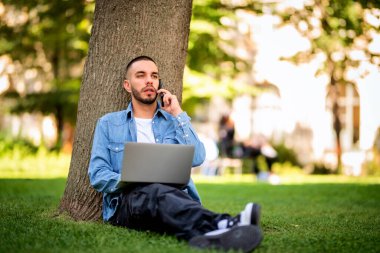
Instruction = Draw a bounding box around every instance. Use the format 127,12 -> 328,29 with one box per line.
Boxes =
111,183 -> 230,240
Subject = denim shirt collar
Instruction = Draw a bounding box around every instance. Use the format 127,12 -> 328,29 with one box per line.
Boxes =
125,102 -> 169,121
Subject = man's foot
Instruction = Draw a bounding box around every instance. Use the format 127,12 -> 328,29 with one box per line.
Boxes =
239,202 -> 261,226
221,203 -> 261,228
189,225 -> 263,253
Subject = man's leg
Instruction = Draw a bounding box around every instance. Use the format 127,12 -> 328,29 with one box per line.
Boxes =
265,156 -> 276,173
112,183 -> 230,240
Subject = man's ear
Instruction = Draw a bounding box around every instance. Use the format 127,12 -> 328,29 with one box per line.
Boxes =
123,79 -> 131,93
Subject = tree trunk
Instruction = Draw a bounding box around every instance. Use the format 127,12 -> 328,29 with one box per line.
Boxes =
59,0 -> 193,221
326,56 -> 343,173
332,84 -> 342,173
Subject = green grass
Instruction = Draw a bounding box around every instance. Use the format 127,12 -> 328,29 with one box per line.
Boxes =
0,176 -> 379,253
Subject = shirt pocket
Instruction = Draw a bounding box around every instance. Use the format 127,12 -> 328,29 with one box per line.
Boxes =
107,142 -> 125,173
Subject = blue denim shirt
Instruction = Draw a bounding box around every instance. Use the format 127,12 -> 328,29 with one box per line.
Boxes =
88,103 -> 206,221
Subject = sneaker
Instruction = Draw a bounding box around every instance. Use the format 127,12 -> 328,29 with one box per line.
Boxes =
240,203 -> 261,226
224,203 -> 261,228
189,225 -> 263,253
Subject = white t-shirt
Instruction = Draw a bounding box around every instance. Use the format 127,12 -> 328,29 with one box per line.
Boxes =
135,117 -> 155,143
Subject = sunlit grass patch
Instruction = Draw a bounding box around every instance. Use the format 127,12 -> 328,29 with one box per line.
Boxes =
192,161 -> 380,185
2,151 -> 380,186
0,150 -> 70,179
192,173 -> 380,185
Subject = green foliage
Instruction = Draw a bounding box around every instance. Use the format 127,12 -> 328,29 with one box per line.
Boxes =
181,96 -> 209,120
362,160 -> 380,176
0,133 -> 71,178
184,0 -> 262,107
0,178 -> 379,252
0,134 -> 39,158
273,143 -> 301,167
0,135 -> 71,178
0,0 -> 92,66
277,0 -> 380,71
363,126 -> 380,176
4,80 -> 80,126
189,0 -> 236,76
0,1 -> 94,148
310,162 -> 336,175
366,127 -> 380,176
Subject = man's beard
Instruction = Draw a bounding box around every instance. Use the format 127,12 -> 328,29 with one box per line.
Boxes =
131,86 -> 157,105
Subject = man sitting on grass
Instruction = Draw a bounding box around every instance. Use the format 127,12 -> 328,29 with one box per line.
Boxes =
88,55 -> 263,252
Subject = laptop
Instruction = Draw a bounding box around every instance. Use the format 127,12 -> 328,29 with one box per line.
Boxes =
119,142 -> 195,188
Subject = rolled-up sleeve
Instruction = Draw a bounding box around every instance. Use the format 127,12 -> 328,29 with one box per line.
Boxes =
172,112 -> 206,167
88,119 -> 121,194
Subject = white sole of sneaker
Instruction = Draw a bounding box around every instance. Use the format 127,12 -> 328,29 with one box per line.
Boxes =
241,203 -> 254,225
242,203 -> 261,226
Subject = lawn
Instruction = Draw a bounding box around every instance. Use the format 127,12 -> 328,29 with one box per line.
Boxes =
0,174 -> 379,253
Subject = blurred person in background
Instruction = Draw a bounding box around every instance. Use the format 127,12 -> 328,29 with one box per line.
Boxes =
198,133 -> 220,176
218,114 -> 235,158
242,134 -> 280,184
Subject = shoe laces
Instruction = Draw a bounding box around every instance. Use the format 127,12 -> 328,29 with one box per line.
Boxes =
226,214 -> 241,228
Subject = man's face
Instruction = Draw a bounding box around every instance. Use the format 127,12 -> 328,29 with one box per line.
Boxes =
125,60 -> 159,105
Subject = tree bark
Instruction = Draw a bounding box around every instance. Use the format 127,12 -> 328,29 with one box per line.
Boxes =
59,0 -> 193,221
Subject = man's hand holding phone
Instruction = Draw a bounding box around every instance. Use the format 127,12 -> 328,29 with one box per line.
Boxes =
157,80 -> 183,117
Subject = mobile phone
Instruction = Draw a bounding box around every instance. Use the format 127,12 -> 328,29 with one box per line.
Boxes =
158,79 -> 165,106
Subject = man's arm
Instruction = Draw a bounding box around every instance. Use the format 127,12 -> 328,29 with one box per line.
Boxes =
88,118 -> 121,193
158,89 -> 206,167
172,111 -> 206,167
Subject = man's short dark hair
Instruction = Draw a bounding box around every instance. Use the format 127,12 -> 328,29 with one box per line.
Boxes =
125,55 -> 156,79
